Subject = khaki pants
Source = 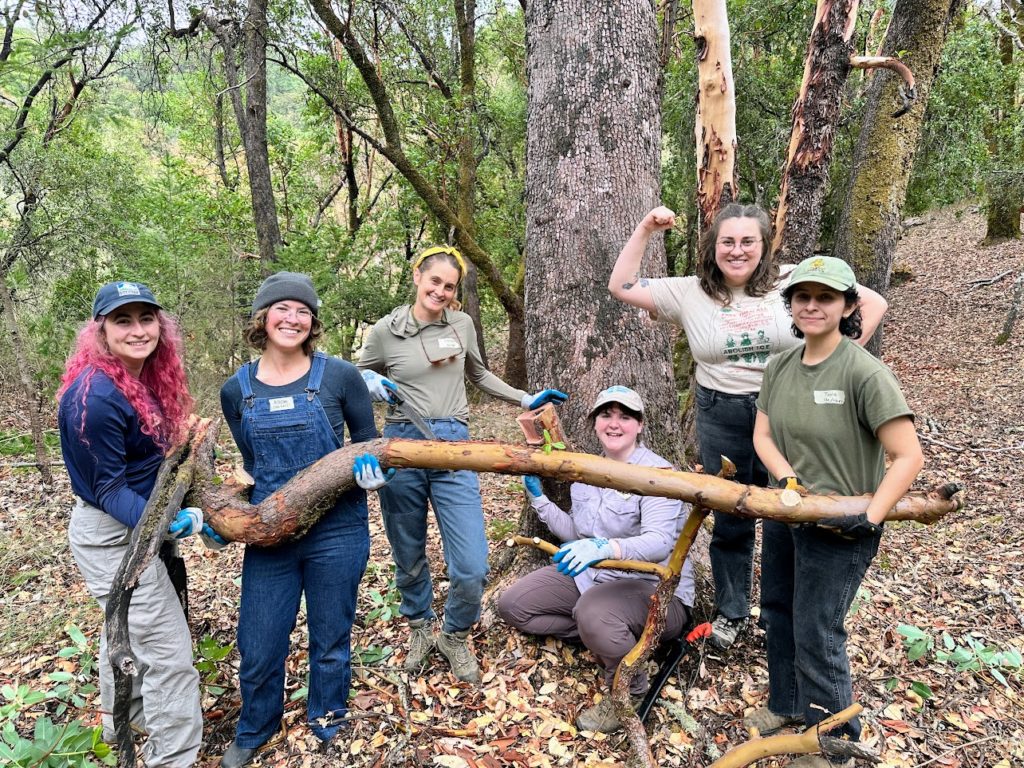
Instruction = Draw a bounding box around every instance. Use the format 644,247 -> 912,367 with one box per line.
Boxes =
68,500 -> 202,767
497,565 -> 689,694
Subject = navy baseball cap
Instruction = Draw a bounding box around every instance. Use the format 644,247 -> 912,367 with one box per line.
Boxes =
92,281 -> 162,320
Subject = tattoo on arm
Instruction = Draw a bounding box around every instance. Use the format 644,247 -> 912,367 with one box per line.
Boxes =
640,278 -> 649,287
622,272 -> 642,291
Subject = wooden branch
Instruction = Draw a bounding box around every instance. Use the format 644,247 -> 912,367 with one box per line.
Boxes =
710,704 -> 863,767
996,270 -> 1024,345
200,438 -> 962,546
106,419 -> 213,768
507,536 -> 671,579
849,55 -> 917,116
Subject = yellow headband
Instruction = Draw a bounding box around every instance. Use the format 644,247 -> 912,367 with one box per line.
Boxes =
413,245 -> 467,277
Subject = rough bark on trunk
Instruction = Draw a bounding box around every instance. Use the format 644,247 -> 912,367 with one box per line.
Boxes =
693,0 -> 738,230
772,0 -> 860,264
984,170 -> 1024,243
523,0 -> 680,463
834,0 -> 964,352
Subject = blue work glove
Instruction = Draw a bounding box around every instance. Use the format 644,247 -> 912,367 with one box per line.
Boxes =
353,453 -> 396,490
522,475 -> 543,499
552,537 -> 614,577
361,370 -> 399,404
200,523 -> 228,550
168,507 -> 202,539
520,389 -> 569,410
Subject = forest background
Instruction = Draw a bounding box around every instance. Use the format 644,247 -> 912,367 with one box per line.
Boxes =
1,1 -> 1023,767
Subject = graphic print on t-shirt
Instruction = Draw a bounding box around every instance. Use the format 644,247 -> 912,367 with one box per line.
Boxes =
717,296 -> 783,366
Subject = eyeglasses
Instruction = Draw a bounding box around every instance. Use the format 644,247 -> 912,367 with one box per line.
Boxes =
269,303 -> 313,321
419,324 -> 464,365
717,238 -> 762,252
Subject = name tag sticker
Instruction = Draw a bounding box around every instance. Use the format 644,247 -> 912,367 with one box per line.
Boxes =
268,396 -> 295,412
438,337 -> 460,350
814,390 -> 846,405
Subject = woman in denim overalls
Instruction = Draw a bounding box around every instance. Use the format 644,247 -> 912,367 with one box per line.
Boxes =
358,247 -> 566,684
218,272 -> 388,768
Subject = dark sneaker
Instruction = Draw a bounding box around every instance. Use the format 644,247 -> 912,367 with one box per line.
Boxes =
708,615 -> 747,650
576,697 -> 623,734
404,618 -> 437,671
436,629 -> 481,683
743,705 -> 805,735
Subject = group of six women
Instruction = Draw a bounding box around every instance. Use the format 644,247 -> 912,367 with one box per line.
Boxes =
59,202 -> 921,768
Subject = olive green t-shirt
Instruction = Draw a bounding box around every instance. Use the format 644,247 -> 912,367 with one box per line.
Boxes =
755,337 -> 914,496
357,305 -> 527,423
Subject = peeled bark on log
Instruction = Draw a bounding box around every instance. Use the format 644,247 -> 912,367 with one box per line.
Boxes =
710,704 -> 863,767
106,419 -> 212,768
199,437 -> 961,545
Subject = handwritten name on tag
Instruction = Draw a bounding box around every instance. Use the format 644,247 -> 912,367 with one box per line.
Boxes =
438,337 -> 460,350
268,396 -> 295,412
813,390 -> 846,405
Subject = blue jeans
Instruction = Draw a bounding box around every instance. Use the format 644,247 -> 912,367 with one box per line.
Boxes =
379,419 -> 488,633
760,520 -> 881,744
236,509 -> 369,747
695,384 -> 768,620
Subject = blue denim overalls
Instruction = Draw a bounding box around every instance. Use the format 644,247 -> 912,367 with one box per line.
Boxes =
232,352 -> 369,748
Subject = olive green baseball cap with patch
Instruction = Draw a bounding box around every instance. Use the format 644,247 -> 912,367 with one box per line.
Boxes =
784,256 -> 857,294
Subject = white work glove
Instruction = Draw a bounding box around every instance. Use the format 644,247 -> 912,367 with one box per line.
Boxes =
361,370 -> 399,404
168,507 -> 202,539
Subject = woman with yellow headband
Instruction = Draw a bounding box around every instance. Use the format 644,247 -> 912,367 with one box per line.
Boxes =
359,245 -> 567,683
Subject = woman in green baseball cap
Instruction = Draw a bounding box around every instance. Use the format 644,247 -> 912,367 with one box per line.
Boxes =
749,255 -> 923,767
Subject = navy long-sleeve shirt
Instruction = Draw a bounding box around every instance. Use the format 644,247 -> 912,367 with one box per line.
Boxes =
59,370 -> 164,527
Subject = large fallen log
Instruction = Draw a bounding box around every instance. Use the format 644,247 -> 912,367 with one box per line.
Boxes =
197,435 -> 962,545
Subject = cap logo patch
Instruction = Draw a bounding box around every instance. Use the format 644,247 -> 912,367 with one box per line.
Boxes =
809,257 -> 826,272
117,282 -> 141,297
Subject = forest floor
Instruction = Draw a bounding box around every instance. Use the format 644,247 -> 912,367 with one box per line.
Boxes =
2,204 -> 1022,768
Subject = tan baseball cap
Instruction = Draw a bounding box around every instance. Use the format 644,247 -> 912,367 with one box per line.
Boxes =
589,386 -> 645,418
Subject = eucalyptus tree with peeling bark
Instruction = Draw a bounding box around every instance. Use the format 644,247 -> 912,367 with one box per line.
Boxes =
693,0 -> 738,229
772,0 -> 861,264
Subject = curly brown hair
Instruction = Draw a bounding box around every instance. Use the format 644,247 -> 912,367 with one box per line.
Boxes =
243,307 -> 324,356
697,203 -> 779,305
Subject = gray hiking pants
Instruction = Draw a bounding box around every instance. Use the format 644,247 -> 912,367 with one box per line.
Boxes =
68,500 -> 202,767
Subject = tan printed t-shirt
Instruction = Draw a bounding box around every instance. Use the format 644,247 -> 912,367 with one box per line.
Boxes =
647,266 -> 800,394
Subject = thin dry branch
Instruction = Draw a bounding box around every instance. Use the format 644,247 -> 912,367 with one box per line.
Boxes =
848,55 -> 917,116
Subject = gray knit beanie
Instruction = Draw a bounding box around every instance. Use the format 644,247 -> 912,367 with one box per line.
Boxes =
251,272 -> 321,316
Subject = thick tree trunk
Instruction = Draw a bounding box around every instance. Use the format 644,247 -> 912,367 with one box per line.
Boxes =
984,170 -> 1024,243
693,0 -> 738,230
523,0 -> 680,463
772,0 -> 860,264
834,0 -> 964,352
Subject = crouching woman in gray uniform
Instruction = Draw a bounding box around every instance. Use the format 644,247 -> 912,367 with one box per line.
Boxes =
498,386 -> 695,735
59,281 -> 204,767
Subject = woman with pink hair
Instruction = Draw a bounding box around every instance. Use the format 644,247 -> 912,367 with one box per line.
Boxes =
58,281 -> 206,768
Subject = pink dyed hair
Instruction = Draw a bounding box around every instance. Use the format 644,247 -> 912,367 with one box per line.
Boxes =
57,311 -> 194,451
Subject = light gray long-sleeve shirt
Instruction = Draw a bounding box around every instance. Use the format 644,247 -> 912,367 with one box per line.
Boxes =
531,443 -> 696,606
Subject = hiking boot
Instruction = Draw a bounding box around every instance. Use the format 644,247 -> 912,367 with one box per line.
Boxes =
788,756 -> 854,768
436,629 -> 481,683
221,741 -> 258,768
708,615 -> 747,650
576,697 -> 623,734
404,618 -> 437,671
743,705 -> 805,735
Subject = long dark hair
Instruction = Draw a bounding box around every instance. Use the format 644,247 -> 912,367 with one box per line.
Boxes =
697,203 -> 778,304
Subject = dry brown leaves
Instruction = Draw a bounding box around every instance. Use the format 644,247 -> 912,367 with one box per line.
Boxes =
1,206 -> 1022,767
